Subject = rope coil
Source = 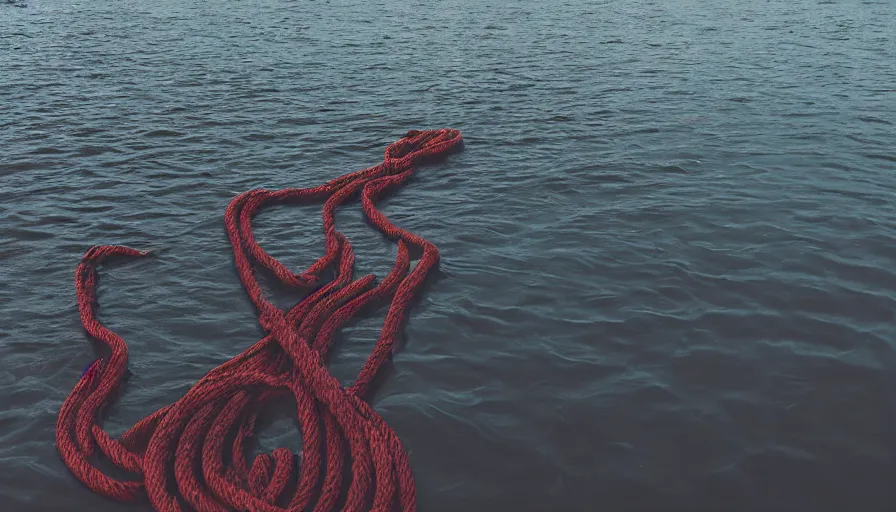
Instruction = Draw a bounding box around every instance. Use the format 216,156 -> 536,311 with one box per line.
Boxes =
55,129 -> 463,512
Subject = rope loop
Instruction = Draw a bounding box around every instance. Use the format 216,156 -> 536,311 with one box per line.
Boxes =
56,129 -> 463,512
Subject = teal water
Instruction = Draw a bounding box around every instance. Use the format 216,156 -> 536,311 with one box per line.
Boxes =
1,0 -> 895,510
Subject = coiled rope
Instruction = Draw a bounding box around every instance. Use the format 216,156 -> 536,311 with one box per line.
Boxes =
55,128 -> 463,512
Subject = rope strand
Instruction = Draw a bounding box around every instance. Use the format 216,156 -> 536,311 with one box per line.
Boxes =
55,129 -> 463,511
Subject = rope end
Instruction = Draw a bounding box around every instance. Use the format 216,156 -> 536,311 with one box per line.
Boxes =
80,359 -> 102,378
82,245 -> 153,264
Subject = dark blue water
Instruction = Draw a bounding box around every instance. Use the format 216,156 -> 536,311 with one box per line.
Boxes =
2,0 -> 895,510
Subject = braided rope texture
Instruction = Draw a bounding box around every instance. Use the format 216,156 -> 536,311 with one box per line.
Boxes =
55,129 -> 464,512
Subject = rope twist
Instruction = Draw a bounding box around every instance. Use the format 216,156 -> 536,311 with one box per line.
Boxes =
55,129 -> 464,512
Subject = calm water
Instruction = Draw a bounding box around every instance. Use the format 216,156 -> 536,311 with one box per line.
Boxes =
2,0 -> 895,510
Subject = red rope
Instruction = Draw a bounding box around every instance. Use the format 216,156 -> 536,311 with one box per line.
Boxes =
55,129 -> 463,512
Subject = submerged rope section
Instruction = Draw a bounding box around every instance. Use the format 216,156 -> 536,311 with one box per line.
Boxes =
55,129 -> 463,512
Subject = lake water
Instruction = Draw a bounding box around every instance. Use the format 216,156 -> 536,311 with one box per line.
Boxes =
1,0 -> 895,510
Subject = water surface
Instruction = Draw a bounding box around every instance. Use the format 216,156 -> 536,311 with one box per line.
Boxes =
2,0 -> 895,510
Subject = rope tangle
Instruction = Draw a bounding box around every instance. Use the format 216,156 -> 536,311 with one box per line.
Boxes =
55,129 -> 463,512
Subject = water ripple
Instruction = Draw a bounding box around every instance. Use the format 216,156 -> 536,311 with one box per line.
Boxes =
2,0 -> 896,510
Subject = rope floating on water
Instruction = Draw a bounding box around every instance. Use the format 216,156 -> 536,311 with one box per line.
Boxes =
55,129 -> 463,512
